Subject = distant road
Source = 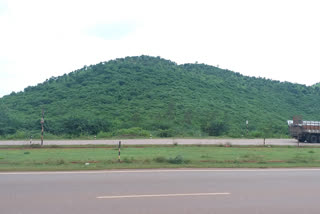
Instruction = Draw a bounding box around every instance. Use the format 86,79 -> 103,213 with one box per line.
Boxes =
1,138 -> 319,146
1,168 -> 320,214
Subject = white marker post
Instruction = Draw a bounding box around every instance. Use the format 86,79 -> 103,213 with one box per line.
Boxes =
246,120 -> 248,136
118,141 -> 121,163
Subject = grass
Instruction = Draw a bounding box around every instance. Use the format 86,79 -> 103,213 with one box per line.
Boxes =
0,145 -> 320,171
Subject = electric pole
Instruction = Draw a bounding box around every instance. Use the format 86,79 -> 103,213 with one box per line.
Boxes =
41,109 -> 45,146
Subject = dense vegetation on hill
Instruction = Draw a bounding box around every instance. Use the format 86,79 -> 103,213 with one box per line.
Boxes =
1,55 -> 320,139
312,83 -> 320,89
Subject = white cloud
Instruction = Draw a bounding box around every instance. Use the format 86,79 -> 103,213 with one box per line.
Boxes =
0,0 -> 320,97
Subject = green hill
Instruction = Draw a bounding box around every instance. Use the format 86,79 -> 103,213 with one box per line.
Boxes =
312,82 -> 320,89
1,55 -> 320,139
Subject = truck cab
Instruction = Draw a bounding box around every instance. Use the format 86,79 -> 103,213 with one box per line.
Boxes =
288,116 -> 320,143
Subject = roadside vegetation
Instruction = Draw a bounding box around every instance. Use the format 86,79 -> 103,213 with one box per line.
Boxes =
1,145 -> 320,171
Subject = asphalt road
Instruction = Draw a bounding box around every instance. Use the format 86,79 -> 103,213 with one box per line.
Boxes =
1,138 -> 319,146
1,169 -> 320,214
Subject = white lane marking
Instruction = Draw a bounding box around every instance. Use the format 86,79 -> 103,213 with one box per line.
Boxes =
97,192 -> 231,199
1,168 -> 320,175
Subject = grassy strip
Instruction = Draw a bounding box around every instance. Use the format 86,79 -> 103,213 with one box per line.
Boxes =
1,145 -> 320,171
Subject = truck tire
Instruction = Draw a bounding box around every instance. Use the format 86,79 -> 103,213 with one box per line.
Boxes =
298,137 -> 306,142
310,135 -> 318,143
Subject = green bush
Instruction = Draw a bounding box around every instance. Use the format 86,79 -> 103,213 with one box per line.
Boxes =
97,131 -> 113,138
153,155 -> 190,164
168,155 -> 190,164
56,159 -> 65,165
158,129 -> 174,137
5,131 -> 29,140
201,121 -> 229,136
250,131 -> 264,138
114,127 -> 150,137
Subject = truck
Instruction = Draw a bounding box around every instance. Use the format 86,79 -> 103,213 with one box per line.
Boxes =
288,116 -> 320,143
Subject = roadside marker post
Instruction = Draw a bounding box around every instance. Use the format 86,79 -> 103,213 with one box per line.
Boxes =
118,141 -> 121,163
246,120 -> 249,136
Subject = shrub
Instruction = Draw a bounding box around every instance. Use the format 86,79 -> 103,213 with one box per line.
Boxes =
115,127 -> 150,137
168,155 -> 190,164
158,129 -> 174,137
201,121 -> 228,136
97,131 -> 113,138
250,131 -> 264,138
5,131 -> 29,140
56,159 -> 65,165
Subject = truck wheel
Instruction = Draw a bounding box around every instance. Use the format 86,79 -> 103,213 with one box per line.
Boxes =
310,135 -> 318,143
298,137 -> 306,143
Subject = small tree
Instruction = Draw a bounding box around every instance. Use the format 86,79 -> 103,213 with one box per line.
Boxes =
202,120 -> 228,136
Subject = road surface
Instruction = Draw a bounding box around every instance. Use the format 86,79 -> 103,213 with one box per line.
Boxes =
1,168 -> 320,214
1,138 -> 319,146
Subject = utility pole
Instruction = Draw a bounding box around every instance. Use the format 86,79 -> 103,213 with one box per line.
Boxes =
40,109 -> 45,146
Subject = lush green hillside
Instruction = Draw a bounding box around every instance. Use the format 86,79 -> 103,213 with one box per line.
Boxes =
1,55 -> 320,139
312,83 -> 320,89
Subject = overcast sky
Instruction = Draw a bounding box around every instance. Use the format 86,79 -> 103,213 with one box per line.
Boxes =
0,0 -> 319,97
